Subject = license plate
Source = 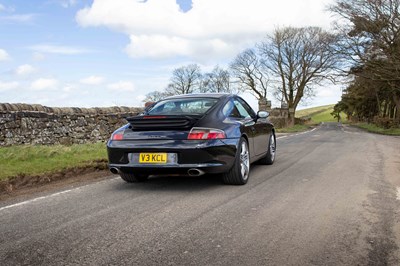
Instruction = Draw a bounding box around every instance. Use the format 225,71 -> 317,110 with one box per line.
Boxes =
139,153 -> 167,164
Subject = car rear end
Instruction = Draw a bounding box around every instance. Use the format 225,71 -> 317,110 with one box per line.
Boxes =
107,96 -> 239,177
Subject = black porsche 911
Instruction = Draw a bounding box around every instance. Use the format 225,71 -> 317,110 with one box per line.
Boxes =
107,93 -> 276,185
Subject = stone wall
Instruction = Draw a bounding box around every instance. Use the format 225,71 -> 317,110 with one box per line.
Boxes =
0,103 -> 143,146
268,108 -> 291,128
258,98 -> 292,128
0,100 -> 295,146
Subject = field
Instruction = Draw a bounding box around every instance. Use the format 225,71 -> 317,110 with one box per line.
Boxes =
295,104 -> 334,118
295,104 -> 347,123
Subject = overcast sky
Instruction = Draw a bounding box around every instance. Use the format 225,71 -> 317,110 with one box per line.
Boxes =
0,0 -> 340,109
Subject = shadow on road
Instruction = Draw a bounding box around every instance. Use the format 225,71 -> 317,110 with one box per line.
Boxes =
110,174 -> 227,193
110,164 -> 270,194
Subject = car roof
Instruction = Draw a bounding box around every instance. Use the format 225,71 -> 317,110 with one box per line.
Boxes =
164,93 -> 232,100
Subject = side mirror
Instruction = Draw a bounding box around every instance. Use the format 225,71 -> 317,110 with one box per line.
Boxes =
257,111 -> 269,119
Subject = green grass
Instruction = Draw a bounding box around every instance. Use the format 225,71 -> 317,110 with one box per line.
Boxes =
0,142 -> 107,181
276,124 -> 312,133
295,104 -> 335,118
311,109 -> 347,123
296,104 -> 347,123
354,123 -> 400,136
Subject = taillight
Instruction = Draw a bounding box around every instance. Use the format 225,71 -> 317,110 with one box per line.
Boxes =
111,132 -> 124,141
187,127 -> 226,140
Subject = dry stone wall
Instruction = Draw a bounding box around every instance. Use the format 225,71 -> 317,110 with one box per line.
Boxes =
0,103 -> 143,146
258,99 -> 292,128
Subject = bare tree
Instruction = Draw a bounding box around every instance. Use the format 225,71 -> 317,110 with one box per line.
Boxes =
166,64 -> 202,95
201,66 -> 234,93
230,48 -> 269,100
259,26 -> 342,124
143,90 -> 171,103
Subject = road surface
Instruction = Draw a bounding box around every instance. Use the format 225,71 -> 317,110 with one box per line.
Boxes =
1,123 -> 400,265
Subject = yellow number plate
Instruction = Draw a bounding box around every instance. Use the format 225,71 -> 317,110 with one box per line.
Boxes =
139,153 -> 167,164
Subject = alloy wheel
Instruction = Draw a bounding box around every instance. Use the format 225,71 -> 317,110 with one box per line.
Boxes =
270,135 -> 276,162
240,141 -> 250,181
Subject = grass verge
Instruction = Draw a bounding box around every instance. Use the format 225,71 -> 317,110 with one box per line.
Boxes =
0,142 -> 108,182
353,123 -> 400,136
276,124 -> 313,133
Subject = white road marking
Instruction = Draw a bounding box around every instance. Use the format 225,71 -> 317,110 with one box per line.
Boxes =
0,189 -> 73,212
0,177 -> 119,212
276,127 -> 318,140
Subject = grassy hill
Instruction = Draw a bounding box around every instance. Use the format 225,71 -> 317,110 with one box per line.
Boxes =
296,104 -> 346,123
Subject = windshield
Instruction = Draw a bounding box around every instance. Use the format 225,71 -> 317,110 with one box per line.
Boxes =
147,98 -> 218,115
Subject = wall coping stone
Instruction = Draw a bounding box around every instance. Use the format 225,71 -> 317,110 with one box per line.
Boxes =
0,103 -> 142,115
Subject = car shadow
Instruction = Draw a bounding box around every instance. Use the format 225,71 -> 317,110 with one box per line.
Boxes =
111,174 -> 226,193
110,163 -> 271,193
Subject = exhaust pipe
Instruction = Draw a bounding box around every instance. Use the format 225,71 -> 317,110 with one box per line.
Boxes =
110,167 -> 120,175
187,168 -> 205,176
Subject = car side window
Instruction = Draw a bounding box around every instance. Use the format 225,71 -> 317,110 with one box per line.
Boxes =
223,99 -> 252,119
222,100 -> 234,117
237,98 -> 256,118
234,99 -> 253,119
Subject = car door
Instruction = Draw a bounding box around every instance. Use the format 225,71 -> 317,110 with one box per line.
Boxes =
235,98 -> 270,157
230,98 -> 257,158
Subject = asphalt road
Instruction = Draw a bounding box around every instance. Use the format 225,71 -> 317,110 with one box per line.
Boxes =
1,123 -> 400,266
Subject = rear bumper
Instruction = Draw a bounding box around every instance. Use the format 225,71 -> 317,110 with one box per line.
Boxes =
107,138 -> 239,175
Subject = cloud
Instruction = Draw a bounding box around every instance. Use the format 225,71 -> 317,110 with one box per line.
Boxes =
60,0 -> 78,8
32,52 -> 45,61
0,3 -> 15,13
135,94 -> 146,102
30,44 -> 90,55
76,0 -> 335,60
0,14 -> 37,23
108,81 -> 135,92
317,88 -> 337,98
0,81 -> 19,92
317,89 -> 335,98
63,84 -> 79,92
15,64 -> 36,75
0,48 -> 10,61
80,75 -> 105,85
31,78 -> 58,90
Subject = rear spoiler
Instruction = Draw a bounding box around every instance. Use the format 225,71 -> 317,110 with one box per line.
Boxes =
126,115 -> 200,130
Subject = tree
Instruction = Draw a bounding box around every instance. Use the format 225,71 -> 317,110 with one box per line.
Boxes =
258,26 -> 342,125
331,105 -> 342,122
143,90 -> 171,103
201,66 -> 233,93
230,48 -> 269,101
166,64 -> 202,95
331,0 -> 400,122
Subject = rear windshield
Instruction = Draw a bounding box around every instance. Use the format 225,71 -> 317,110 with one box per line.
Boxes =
147,98 -> 218,115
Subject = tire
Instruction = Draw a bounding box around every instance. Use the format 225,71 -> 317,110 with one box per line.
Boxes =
222,137 -> 250,185
259,133 -> 276,165
120,172 -> 149,183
